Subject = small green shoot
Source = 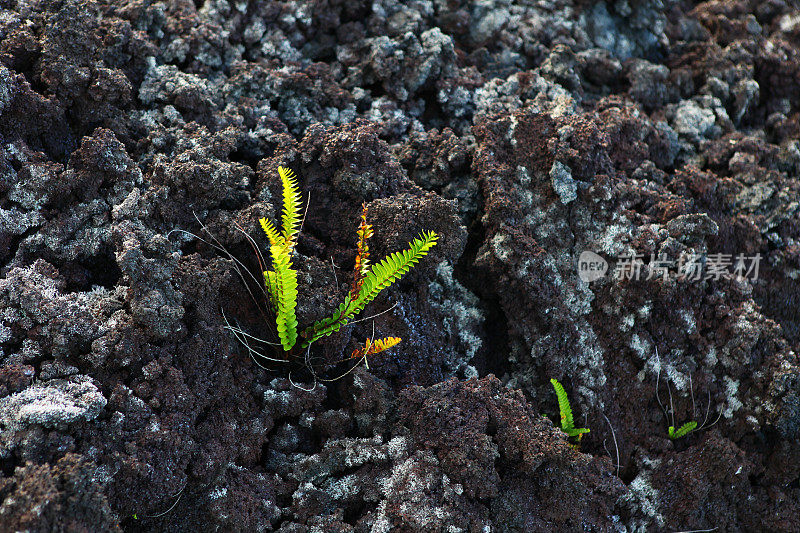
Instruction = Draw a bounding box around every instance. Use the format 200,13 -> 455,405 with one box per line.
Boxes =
668,420 -> 697,440
655,347 -> 719,441
550,378 -> 590,447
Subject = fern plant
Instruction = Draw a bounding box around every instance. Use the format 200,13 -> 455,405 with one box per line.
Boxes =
301,229 -> 438,346
550,378 -> 590,445
258,167 -> 438,359
260,166 -> 302,350
668,420 -> 697,440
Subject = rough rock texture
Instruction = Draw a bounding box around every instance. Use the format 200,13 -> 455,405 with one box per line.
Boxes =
1,0 -> 799,531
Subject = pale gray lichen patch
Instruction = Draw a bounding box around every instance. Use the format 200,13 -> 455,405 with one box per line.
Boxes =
0,376 -> 106,433
621,461 -> 666,530
629,333 -> 651,362
722,376 -> 743,419
372,449 -> 474,533
427,261 -> 486,373
550,160 -> 578,204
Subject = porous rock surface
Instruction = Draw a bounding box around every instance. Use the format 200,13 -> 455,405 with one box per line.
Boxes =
1,0 -> 798,531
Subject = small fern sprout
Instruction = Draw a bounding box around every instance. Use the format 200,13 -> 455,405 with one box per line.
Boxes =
550,378 -> 590,447
257,167 -> 438,367
654,347 -> 722,441
668,421 -> 698,440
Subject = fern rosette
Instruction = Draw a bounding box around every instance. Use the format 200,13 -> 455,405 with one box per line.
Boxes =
258,167 -> 438,359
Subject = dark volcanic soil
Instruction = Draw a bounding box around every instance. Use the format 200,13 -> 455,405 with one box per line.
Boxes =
1,0 -> 799,531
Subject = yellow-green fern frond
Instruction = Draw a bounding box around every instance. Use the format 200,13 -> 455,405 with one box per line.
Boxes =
302,231 -> 438,346
278,166 -> 302,250
269,243 -> 298,350
260,217 -> 282,247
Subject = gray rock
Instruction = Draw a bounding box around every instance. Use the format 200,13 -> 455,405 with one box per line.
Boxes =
665,213 -> 719,243
731,79 -> 759,124
672,99 -> 716,140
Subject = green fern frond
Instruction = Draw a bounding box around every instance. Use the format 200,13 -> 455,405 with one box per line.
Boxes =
668,420 -> 697,439
352,230 -> 438,313
278,166 -> 302,250
301,298 -> 351,345
564,427 -> 591,437
302,231 -> 438,346
269,243 -> 298,350
550,378 -> 590,440
550,378 -> 575,431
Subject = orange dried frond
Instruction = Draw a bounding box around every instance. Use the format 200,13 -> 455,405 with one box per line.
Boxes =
372,336 -> 401,353
350,336 -> 401,368
350,204 -> 374,299
350,339 -> 371,361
